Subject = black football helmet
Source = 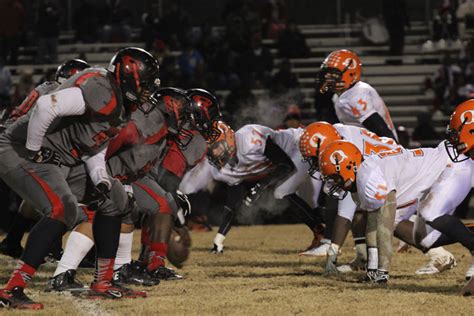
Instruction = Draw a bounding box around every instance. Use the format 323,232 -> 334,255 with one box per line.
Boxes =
149,87 -> 193,148
187,88 -> 222,141
108,47 -> 160,112
55,59 -> 90,83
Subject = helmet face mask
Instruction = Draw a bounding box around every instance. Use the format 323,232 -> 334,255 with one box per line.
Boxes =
206,121 -> 236,169
109,47 -> 160,109
319,140 -> 362,200
318,49 -> 362,94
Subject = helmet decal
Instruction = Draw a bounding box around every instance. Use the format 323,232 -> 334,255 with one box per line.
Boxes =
309,133 -> 325,148
460,110 -> 474,125
330,150 -> 348,165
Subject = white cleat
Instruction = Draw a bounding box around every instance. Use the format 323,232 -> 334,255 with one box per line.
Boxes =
298,239 -> 330,257
415,250 -> 457,275
337,257 -> 367,273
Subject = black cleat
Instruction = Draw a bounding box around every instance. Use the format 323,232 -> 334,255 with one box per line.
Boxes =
0,287 -> 43,310
149,266 -> 183,281
360,269 -> 389,284
88,281 -> 147,299
0,239 -> 23,259
113,262 -> 160,287
46,269 -> 87,292
210,244 -> 223,254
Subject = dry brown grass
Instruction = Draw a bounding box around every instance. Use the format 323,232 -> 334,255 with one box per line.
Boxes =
1,224 -> 474,315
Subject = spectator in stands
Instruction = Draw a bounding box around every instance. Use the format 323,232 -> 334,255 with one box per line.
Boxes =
0,0 -> 25,65
141,12 -> 160,50
74,0 -> 99,43
238,32 -> 273,88
102,4 -> 132,43
36,0 -> 60,63
159,3 -> 190,50
382,0 -> 410,56
0,58 -> 12,120
277,104 -> 303,129
178,42 -> 205,88
208,40 -> 240,90
456,0 -> 474,38
258,0 -> 288,39
412,112 -> 441,142
277,19 -> 309,58
11,69 -> 34,108
270,58 -> 299,95
433,0 -> 459,42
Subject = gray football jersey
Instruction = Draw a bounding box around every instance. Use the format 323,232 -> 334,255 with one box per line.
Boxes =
0,68 -> 126,169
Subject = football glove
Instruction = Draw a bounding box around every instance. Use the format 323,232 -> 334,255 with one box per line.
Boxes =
28,147 -> 62,166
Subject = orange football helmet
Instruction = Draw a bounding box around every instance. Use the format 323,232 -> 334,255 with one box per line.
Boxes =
446,99 -> 474,161
299,121 -> 342,177
319,140 -> 363,199
317,49 -> 362,94
206,121 -> 237,169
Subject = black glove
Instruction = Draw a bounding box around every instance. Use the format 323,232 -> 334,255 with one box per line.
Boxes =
244,183 -> 264,206
28,147 -> 62,166
175,190 -> 191,217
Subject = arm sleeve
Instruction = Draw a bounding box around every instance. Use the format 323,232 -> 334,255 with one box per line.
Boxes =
259,137 -> 296,189
84,148 -> 111,188
362,112 -> 397,141
26,87 -> 86,151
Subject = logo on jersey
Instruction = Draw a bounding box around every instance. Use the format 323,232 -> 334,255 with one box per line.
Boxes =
343,58 -> 357,70
329,150 -> 348,165
460,110 -> 474,125
309,133 -> 326,148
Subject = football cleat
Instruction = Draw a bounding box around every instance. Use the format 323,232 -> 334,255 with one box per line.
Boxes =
299,239 -> 330,256
415,252 -> 457,275
148,266 -> 183,281
337,256 -> 367,273
0,287 -> 43,310
88,281 -> 147,299
0,239 -> 23,259
360,269 -> 388,283
210,244 -> 223,254
46,269 -> 87,292
113,262 -> 160,287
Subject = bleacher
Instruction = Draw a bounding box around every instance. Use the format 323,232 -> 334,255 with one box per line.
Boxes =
8,21 -> 458,137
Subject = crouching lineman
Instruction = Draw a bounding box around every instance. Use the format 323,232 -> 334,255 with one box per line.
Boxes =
299,122 -> 456,275
0,47 -> 159,309
0,58 -> 91,259
319,132 -> 474,294
180,121 -> 323,253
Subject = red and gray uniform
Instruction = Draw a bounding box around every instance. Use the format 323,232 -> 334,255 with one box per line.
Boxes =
6,81 -> 59,124
0,67 -> 125,229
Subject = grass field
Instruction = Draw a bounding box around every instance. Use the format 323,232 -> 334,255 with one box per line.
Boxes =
1,224 -> 473,315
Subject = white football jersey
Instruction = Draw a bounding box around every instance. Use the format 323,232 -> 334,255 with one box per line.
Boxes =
334,124 -> 400,158
211,124 -> 303,185
334,81 -> 397,141
355,142 -> 450,211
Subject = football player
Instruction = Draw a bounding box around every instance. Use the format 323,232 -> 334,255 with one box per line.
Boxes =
0,47 -> 159,309
312,49 -> 399,265
318,130 -> 474,289
0,59 -> 90,259
298,122 -> 456,276
180,121 -> 324,253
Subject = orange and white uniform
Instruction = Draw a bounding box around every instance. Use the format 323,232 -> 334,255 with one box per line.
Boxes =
180,124 -> 321,207
334,81 -> 398,141
331,124 -> 401,220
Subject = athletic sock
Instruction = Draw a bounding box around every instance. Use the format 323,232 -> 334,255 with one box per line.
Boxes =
114,232 -> 133,270
354,237 -> 367,261
367,247 -> 378,270
6,261 -> 36,290
54,231 -> 94,277
93,214 -> 121,283
147,242 -> 168,271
